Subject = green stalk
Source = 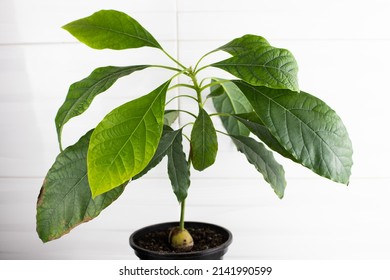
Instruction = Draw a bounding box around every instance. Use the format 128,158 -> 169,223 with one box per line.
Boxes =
179,155 -> 193,231
166,94 -> 198,106
200,79 -> 228,92
193,50 -> 215,74
179,199 -> 186,230
151,64 -> 182,72
187,69 -> 203,106
161,49 -> 187,70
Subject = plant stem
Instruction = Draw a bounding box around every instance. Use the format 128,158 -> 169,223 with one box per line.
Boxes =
168,83 -> 196,91
188,69 -> 203,106
179,199 -> 186,230
166,109 -> 197,119
215,129 -> 230,137
200,79 -> 228,92
166,94 -> 198,106
193,50 -> 216,73
152,64 -> 183,72
161,49 -> 187,70
194,64 -> 212,76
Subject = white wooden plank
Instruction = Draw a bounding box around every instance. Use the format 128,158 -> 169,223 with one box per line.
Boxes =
0,0 -> 177,44
0,42 -> 178,102
1,178 -> 389,259
177,0 -> 390,40
178,0 -> 388,13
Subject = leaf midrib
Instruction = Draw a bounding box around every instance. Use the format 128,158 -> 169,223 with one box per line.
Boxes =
234,136 -> 279,180
217,60 -> 296,73
41,173 -> 88,224
252,86 -> 348,173
92,85 -> 166,191
60,66 -> 147,130
70,23 -> 160,49
200,111 -> 208,166
221,83 -> 240,113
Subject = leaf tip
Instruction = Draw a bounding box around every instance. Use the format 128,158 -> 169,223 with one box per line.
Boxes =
37,233 -> 49,243
90,190 -> 99,200
61,22 -> 72,33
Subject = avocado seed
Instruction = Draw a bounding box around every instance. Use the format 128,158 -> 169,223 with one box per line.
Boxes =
168,226 -> 194,252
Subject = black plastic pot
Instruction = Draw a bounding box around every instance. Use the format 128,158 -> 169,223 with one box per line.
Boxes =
129,221 -> 233,260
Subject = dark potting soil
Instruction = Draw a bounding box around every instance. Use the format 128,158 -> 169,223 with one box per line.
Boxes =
134,225 -> 225,253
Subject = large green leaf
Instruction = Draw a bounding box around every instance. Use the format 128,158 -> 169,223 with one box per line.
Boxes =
167,129 -> 190,202
190,107 -> 218,171
36,130 -> 126,242
63,10 -> 162,50
234,81 -> 353,184
211,79 -> 252,136
55,65 -> 149,149
230,135 -> 286,198
87,81 -> 170,197
212,46 -> 299,92
133,125 -> 174,180
234,113 -> 298,162
215,34 -> 270,56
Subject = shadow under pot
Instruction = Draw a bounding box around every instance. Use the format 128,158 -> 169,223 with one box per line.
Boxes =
129,221 -> 233,260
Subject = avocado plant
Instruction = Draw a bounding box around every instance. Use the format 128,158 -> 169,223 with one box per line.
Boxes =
36,10 -> 353,251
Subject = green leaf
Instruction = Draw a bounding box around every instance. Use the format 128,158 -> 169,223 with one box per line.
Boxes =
133,127 -> 190,202
216,34 -> 270,56
55,65 -> 150,149
190,107 -> 218,171
133,125 -> 174,180
230,135 -> 286,198
234,81 -> 353,184
167,129 -> 190,202
207,84 -> 225,98
63,10 -> 162,50
164,110 -> 180,126
87,81 -> 170,197
36,130 -> 126,242
234,113 -> 298,162
212,46 -> 299,92
211,79 -> 253,136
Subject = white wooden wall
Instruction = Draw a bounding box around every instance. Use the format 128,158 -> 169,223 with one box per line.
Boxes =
1,0 -> 390,259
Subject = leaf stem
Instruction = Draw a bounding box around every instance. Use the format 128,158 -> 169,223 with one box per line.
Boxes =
187,69 -> 203,107
168,83 -> 196,91
57,129 -> 64,152
215,129 -> 230,137
200,79 -> 228,92
181,122 -> 195,131
193,50 -> 216,73
151,64 -> 183,72
161,49 -> 187,70
167,109 -> 197,119
182,133 -> 191,143
194,64 -> 212,76
166,94 -> 198,106
179,199 -> 186,230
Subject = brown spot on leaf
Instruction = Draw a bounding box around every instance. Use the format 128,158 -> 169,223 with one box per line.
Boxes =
46,215 -> 95,242
36,181 -> 46,207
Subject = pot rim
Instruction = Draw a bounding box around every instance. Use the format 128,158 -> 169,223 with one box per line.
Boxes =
129,221 -> 233,258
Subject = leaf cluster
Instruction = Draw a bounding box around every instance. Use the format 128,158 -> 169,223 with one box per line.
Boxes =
36,10 -> 353,242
